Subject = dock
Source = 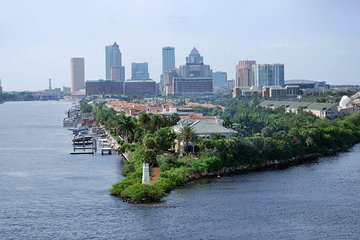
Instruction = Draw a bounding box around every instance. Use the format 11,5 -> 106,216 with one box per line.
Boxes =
99,138 -> 112,155
70,134 -> 97,154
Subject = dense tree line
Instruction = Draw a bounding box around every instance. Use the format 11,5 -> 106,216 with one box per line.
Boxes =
199,102 -> 360,167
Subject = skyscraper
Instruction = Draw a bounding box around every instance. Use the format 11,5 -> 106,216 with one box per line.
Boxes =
105,42 -> 125,81
179,47 -> 212,77
236,60 -> 256,87
169,47 -> 213,95
253,64 -> 284,87
70,58 -> 85,91
212,71 -> 227,89
131,62 -> 150,80
162,47 -> 175,73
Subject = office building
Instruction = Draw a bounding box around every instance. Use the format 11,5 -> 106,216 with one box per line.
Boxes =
212,71 -> 227,89
124,80 -> 156,96
0,79 -> 2,94
86,80 -> 123,95
105,42 -> 125,81
236,60 -> 256,87
172,77 -> 213,95
179,47 -> 212,77
163,69 -> 179,95
168,47 -> 213,95
131,62 -> 150,80
253,64 -> 284,87
162,47 -> 175,73
70,58 -> 85,91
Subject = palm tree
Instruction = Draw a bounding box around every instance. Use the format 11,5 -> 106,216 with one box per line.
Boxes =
117,115 -> 135,143
178,125 -> 195,155
138,112 -> 151,131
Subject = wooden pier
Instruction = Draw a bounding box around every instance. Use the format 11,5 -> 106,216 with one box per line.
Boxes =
70,135 -> 97,154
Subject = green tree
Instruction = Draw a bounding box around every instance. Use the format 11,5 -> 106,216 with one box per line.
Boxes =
138,112 -> 151,132
154,127 -> 177,152
143,134 -> 157,150
178,125 -> 196,154
117,114 -> 135,143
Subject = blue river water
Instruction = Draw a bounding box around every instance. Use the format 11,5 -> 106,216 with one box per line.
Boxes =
0,101 -> 359,240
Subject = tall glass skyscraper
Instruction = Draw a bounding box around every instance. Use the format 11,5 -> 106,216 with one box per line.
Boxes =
162,47 -> 175,73
253,64 -> 284,87
105,42 -> 125,81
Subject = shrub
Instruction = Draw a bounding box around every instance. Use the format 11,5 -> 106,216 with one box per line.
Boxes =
109,172 -> 141,196
121,183 -> 165,203
155,177 -> 176,192
161,166 -> 187,186
122,160 -> 135,176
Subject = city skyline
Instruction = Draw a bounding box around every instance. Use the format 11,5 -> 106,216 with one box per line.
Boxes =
1,0 -> 360,91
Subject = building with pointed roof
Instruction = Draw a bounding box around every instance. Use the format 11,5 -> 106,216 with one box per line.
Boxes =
167,47 -> 213,96
105,42 -> 125,81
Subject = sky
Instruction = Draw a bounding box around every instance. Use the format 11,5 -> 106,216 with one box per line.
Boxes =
0,0 -> 359,91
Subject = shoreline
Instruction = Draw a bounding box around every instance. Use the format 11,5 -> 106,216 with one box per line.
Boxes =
119,145 -> 356,204
184,147 -> 348,183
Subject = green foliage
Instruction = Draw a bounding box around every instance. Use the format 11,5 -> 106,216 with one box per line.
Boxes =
121,160 -> 135,176
158,154 -> 182,171
104,98 -> 360,203
161,166 -> 188,186
178,125 -> 196,154
143,134 -> 157,149
121,183 -> 165,203
144,149 -> 157,166
153,127 -> 177,152
80,100 -> 93,113
155,177 -> 176,192
109,172 -> 141,196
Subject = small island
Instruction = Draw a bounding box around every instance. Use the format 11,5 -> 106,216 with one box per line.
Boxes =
81,95 -> 360,204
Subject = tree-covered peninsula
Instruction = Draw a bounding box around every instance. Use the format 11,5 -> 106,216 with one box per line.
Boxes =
90,100 -> 360,203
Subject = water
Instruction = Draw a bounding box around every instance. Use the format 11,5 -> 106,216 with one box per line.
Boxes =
0,101 -> 360,240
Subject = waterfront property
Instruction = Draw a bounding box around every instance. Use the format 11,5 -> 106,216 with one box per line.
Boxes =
172,117 -> 237,139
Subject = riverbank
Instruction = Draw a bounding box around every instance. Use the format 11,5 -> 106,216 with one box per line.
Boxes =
110,143 -> 359,204
91,98 -> 360,204
185,148 -> 348,181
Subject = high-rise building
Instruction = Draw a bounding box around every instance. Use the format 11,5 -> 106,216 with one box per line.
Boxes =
70,58 -> 85,91
212,71 -> 227,89
0,78 -> 3,94
111,67 -> 121,81
168,47 -> 213,95
162,47 -> 175,73
163,69 -> 179,95
131,62 -> 150,80
105,42 -> 125,81
253,64 -> 285,87
236,60 -> 256,87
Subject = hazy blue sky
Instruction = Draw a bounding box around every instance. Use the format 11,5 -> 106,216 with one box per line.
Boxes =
0,0 -> 359,91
